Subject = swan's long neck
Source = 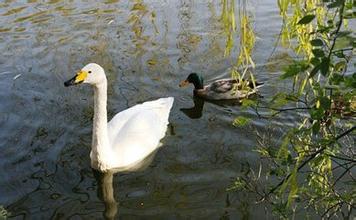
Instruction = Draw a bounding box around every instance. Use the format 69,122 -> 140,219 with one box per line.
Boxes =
92,80 -> 111,164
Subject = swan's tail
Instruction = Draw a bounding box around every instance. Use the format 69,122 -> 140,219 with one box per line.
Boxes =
157,97 -> 174,110
142,97 -> 174,110
140,97 -> 174,121
140,97 -> 174,140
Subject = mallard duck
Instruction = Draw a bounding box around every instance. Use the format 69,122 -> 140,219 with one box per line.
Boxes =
64,63 -> 174,172
179,73 -> 263,100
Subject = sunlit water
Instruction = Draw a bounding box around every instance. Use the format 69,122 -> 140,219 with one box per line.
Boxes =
0,0 -> 310,219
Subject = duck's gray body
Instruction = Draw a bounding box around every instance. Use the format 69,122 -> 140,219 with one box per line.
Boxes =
194,78 -> 263,100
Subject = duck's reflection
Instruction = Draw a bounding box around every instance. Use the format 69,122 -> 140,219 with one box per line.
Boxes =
180,96 -> 245,119
93,149 -> 159,220
180,97 -> 205,119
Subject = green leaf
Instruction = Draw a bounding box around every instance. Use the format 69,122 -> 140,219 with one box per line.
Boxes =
310,108 -> 324,120
312,121 -> 320,134
297,14 -> 315,25
271,92 -> 289,108
327,0 -> 344,8
310,65 -> 321,78
310,39 -> 324,46
227,177 -> 247,191
334,51 -> 345,58
320,58 -> 330,76
287,168 -> 298,207
312,49 -> 325,57
280,61 -> 309,79
298,75 -> 308,96
344,74 -> 356,88
241,99 -> 256,108
344,12 -> 356,19
319,96 -> 331,110
336,31 -> 351,38
277,133 -> 291,162
330,74 -> 344,85
345,0 -> 353,9
317,25 -> 332,33
310,57 -> 321,67
233,116 -> 251,127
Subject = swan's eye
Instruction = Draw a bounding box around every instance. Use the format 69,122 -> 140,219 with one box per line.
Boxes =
88,71 -> 92,74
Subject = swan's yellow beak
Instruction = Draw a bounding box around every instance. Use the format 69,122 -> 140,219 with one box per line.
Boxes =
179,80 -> 189,87
64,70 -> 88,87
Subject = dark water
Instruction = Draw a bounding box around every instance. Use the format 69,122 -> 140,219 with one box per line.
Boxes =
0,0 -> 304,219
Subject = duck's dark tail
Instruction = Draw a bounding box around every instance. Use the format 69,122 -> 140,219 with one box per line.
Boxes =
248,81 -> 264,89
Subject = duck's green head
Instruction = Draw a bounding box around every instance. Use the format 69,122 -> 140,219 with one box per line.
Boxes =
179,73 -> 204,90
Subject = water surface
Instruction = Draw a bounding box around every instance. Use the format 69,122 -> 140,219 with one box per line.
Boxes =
0,0 -> 300,219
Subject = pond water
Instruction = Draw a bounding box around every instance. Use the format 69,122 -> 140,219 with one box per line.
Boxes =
0,0 -> 308,219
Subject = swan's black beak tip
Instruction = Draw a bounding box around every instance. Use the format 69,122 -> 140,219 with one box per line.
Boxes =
64,81 -> 71,87
64,76 -> 77,87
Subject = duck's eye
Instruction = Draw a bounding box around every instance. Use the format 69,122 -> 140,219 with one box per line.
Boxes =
88,71 -> 92,74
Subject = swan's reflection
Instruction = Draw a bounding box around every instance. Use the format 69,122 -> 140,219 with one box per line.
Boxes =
94,170 -> 117,220
93,149 -> 159,220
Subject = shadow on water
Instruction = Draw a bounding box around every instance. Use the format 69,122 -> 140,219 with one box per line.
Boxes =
180,95 -> 262,119
180,97 -> 205,119
94,170 -> 117,220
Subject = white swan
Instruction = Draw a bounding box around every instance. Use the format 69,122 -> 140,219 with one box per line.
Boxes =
64,63 -> 174,172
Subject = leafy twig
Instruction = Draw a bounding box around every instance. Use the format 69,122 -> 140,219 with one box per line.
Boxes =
268,125 -> 355,195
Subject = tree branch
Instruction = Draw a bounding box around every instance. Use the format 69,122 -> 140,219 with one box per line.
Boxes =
268,146 -> 325,195
328,154 -> 356,163
327,1 -> 345,62
335,126 -> 355,140
332,163 -> 355,187
268,125 -> 354,195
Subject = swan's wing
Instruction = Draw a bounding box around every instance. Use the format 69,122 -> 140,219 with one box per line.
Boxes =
107,97 -> 174,140
107,97 -> 174,168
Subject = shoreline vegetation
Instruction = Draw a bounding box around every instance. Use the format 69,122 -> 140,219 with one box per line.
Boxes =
227,0 -> 355,218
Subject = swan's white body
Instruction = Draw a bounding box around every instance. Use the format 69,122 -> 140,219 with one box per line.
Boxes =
65,63 -> 174,172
